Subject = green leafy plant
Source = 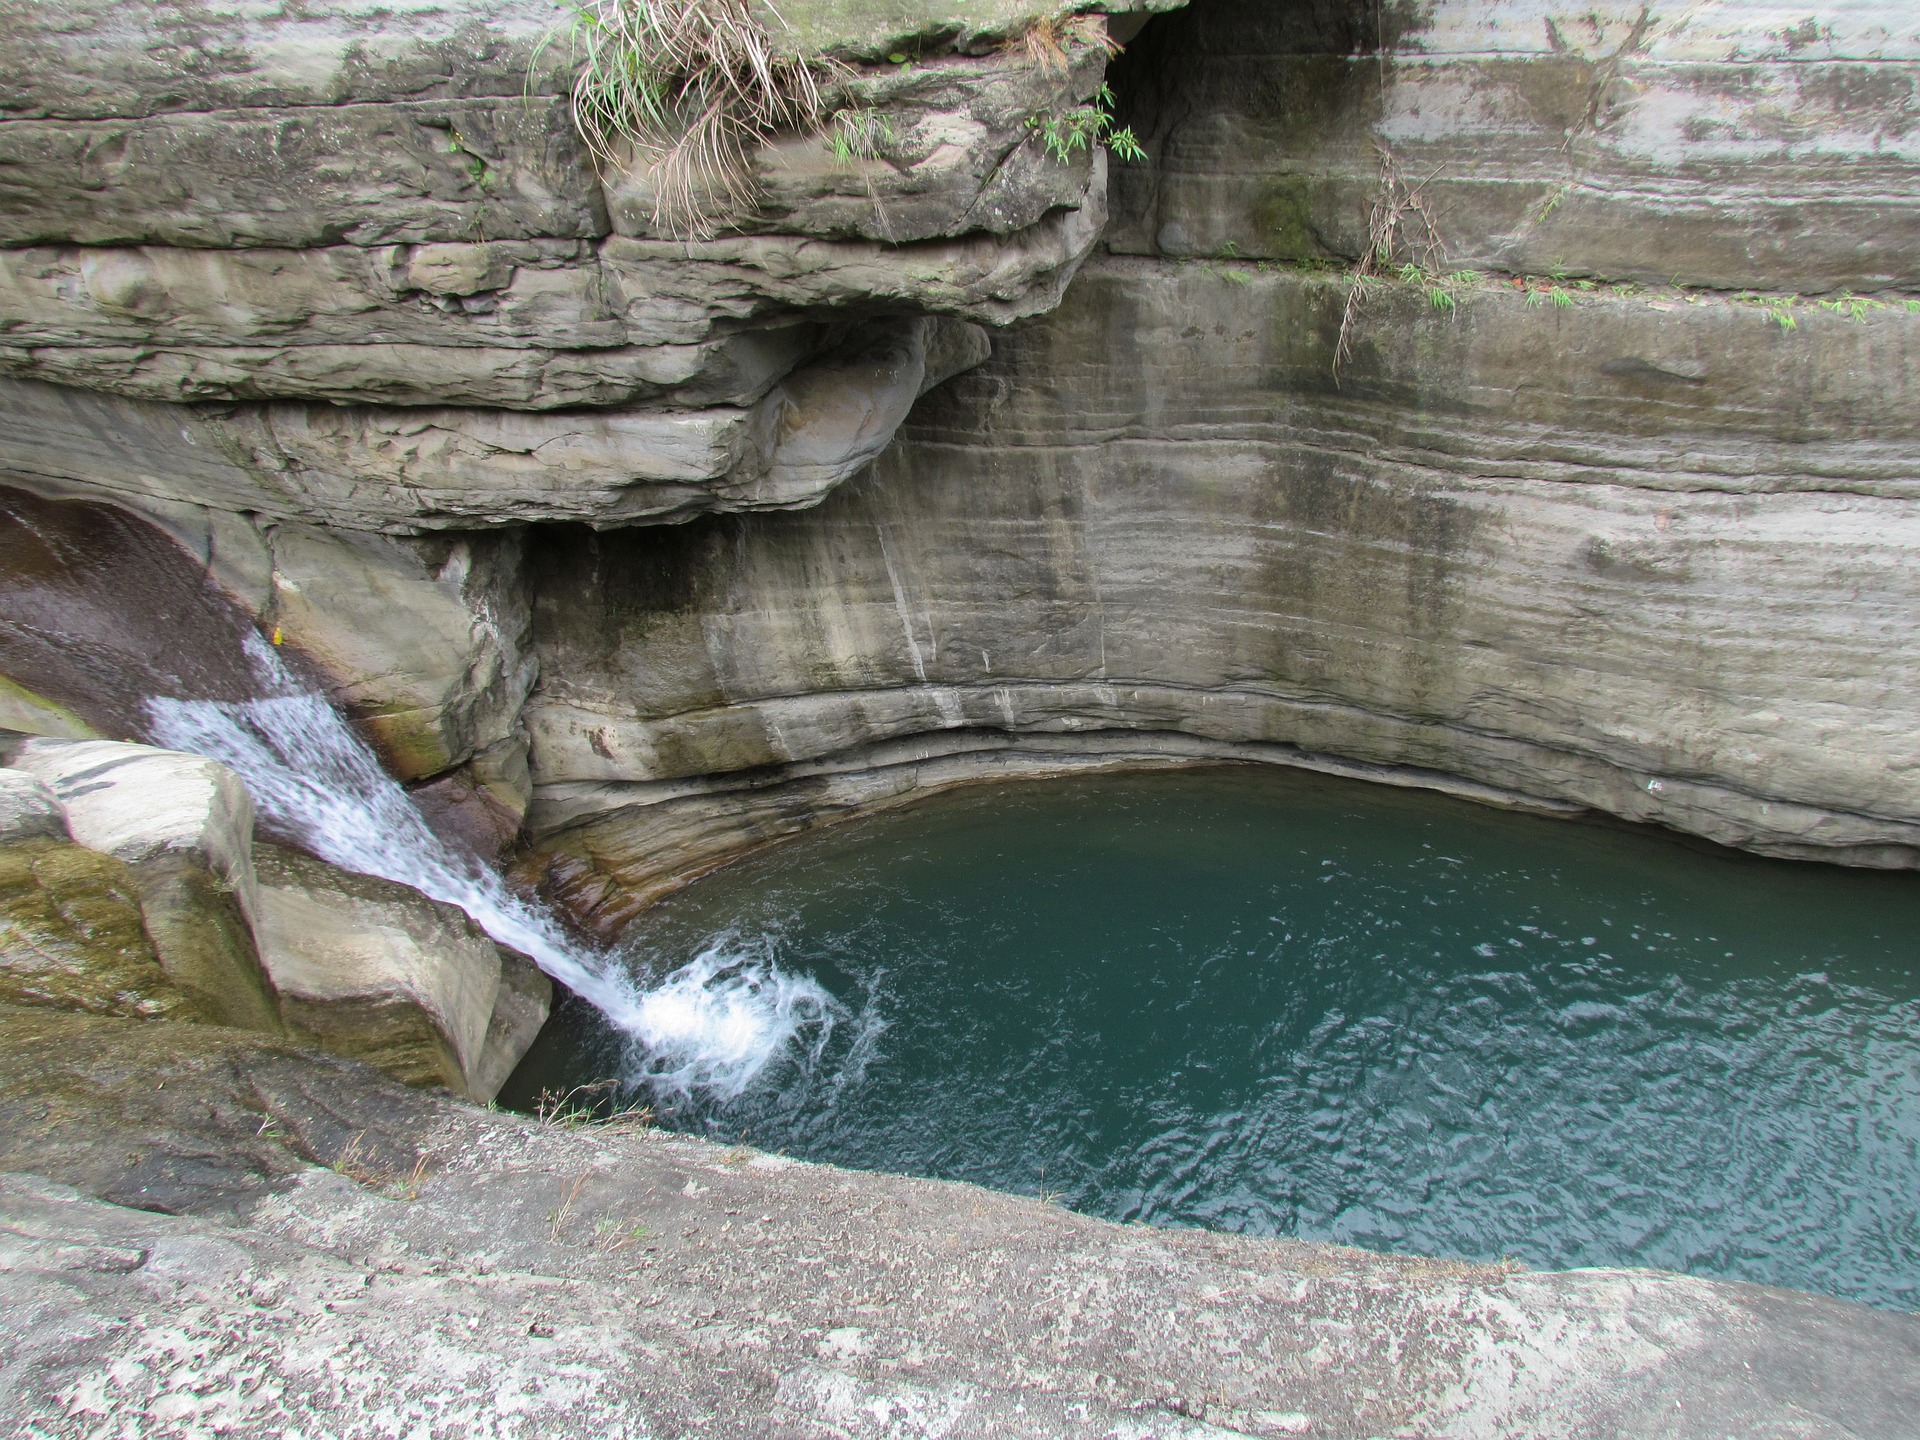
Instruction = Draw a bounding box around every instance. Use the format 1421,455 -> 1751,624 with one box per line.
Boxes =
828,106 -> 897,164
1027,83 -> 1145,164
1732,291 -> 1801,329
1818,291 -> 1887,321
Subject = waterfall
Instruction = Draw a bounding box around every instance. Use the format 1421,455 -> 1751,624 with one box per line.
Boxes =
146,632 -> 833,1099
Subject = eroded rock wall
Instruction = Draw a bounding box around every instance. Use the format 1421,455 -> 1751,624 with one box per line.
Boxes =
514,0 -> 1920,927
5,0 -> 1920,926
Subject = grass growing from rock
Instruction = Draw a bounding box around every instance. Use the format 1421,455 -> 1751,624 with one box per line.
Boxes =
544,1 -> 1143,233
539,0 -> 844,235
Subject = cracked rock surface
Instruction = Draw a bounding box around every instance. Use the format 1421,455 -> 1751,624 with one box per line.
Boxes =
0,1005 -> 1915,1440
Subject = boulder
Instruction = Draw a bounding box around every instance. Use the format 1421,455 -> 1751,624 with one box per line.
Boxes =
250,843 -> 549,1102
8,739 -> 280,1030
0,769 -> 200,1021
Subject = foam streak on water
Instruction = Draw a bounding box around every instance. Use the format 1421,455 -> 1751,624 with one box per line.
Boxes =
145,633 -> 831,1098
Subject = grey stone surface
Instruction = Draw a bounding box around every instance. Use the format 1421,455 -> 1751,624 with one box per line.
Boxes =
245,522 -> 535,781
0,317 -> 989,531
0,204 -> 1098,358
0,0 -> 1174,120
0,98 -> 606,250
0,0 -> 1116,526
0,1006 -> 1915,1439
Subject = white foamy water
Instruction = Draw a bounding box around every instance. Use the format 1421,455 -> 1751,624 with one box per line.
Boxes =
625,938 -> 840,1101
146,632 -> 832,1098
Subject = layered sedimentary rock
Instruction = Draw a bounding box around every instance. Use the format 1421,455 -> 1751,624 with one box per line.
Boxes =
0,0 -> 1139,530
1103,0 -> 1920,290
252,843 -> 549,1101
508,0 -> 1920,922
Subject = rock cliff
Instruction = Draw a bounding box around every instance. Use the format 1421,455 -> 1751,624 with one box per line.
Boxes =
2,0 -> 1917,954
4,0 -> 1920,1425
511,0 -> 1920,926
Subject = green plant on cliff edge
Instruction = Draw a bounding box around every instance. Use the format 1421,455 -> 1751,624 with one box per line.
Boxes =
537,0 -> 848,236
1026,82 -> 1146,164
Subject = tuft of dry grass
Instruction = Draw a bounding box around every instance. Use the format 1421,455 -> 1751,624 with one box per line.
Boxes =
329,1132 -> 431,1201
542,0 -> 849,237
535,1078 -> 656,1132
1009,11 -> 1120,72
1334,143 -> 1448,380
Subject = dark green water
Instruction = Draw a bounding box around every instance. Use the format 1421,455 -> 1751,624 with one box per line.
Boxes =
504,767 -> 1920,1309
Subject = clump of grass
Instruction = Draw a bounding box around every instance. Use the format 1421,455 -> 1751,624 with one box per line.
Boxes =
535,1078 -> 656,1132
1010,10 -> 1121,72
328,1131 -> 431,1201
541,0 -> 847,236
827,106 -> 897,165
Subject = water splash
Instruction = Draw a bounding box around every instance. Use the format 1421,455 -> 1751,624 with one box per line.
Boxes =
145,632 -> 831,1098
624,935 -> 840,1102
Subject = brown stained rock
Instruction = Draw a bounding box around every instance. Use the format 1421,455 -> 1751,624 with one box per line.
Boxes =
9,740 -> 281,1032
0,1005 -> 1914,1438
0,838 -> 193,1021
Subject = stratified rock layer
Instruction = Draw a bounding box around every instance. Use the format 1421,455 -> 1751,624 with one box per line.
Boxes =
518,260 -> 1920,931
0,0 -> 1136,528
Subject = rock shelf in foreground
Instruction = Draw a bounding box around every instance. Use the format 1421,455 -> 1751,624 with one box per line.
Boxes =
0,1005 -> 1915,1440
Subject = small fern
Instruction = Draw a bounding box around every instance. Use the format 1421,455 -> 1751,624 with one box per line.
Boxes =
1027,83 -> 1144,164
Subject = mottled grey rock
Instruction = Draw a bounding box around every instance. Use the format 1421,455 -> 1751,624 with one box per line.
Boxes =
0,199 -> 1098,364
600,179 -> 1106,337
0,328 -> 825,411
0,0 -> 1174,120
0,317 -> 988,530
604,49 -> 1105,243
0,240 -> 624,353
0,1007 -> 1914,1439
250,843 -> 548,1103
0,98 -> 605,249
241,523 -> 535,782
